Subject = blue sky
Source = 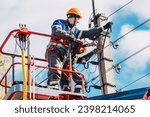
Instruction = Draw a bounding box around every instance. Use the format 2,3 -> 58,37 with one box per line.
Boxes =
0,0 -> 150,98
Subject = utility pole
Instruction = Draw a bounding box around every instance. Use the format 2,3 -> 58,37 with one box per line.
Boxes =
96,14 -> 116,95
91,0 -> 116,95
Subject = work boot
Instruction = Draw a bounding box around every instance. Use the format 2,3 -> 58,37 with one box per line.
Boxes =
74,88 -> 81,93
62,85 -> 70,92
48,81 -> 59,90
48,85 -> 59,90
74,85 -> 82,93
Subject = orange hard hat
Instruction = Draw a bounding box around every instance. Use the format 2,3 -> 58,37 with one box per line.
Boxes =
66,8 -> 82,19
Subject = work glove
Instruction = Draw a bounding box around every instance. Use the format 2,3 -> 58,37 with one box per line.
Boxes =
66,34 -> 75,42
103,22 -> 113,30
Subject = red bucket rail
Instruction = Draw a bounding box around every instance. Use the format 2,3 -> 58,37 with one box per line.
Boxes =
0,29 -> 60,62
0,28 -> 85,100
0,62 -> 85,95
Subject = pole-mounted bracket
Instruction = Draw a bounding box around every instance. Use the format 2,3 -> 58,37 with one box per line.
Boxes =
101,57 -> 113,62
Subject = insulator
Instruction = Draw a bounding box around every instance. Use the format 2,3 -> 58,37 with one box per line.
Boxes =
115,64 -> 121,74
113,41 -> 119,49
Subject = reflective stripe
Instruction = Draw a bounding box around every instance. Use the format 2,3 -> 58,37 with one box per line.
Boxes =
75,85 -> 82,89
50,81 -> 59,85
77,30 -> 82,39
50,38 -> 69,48
48,85 -> 59,90
71,26 -> 76,34
50,39 -> 67,48
51,25 -> 62,29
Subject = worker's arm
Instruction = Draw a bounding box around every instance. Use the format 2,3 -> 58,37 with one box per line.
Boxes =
77,22 -> 112,40
51,20 -> 68,38
51,20 -> 75,41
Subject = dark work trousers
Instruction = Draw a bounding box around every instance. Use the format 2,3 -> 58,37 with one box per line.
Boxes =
46,45 -> 82,90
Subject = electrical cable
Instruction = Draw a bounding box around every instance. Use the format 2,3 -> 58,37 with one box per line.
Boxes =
86,74 -> 99,85
113,18 -> 150,44
79,1 -> 150,93
81,18 -> 150,72
115,44 -> 150,66
106,44 -> 150,73
104,18 -> 150,50
88,44 -> 150,92
34,68 -> 46,78
107,0 -> 134,18
118,72 -> 150,91
76,1 -> 149,71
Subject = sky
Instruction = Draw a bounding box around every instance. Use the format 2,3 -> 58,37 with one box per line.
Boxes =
0,0 -> 150,97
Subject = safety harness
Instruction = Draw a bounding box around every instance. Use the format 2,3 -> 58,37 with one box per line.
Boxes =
45,37 -> 86,61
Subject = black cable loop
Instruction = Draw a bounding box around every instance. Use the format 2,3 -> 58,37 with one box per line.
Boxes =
83,62 -> 90,69
85,85 -> 92,93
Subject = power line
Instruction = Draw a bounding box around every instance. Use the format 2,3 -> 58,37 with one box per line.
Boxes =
107,44 -> 150,72
87,43 -> 150,88
75,64 -> 80,69
77,3 -> 150,90
34,68 -> 46,78
76,3 -> 150,70
82,18 -> 150,71
79,34 -> 150,89
103,18 -> 150,50
107,0 -> 134,18
76,0 -> 134,69
86,74 -> 99,85
118,72 -> 150,91
87,18 -> 150,67
113,18 -> 150,44
79,44 -> 150,85
115,44 -> 150,66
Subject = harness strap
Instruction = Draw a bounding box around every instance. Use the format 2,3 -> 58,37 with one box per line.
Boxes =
50,39 -> 69,48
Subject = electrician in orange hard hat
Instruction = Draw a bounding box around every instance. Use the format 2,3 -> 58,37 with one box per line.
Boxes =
45,8 -> 112,93
67,8 -> 82,19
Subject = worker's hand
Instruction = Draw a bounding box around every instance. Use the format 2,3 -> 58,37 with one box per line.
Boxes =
66,34 -> 75,42
103,22 -> 113,30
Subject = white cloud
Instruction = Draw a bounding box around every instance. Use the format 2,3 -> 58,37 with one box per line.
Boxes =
110,0 -> 150,90
113,19 -> 150,90
1,0 -> 120,61
1,0 -> 150,95
127,0 -> 150,20
119,24 -> 150,70
0,0 -> 133,41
